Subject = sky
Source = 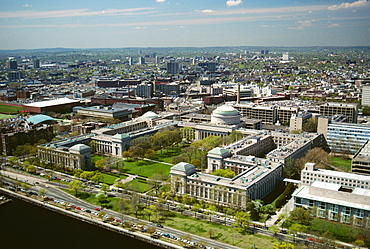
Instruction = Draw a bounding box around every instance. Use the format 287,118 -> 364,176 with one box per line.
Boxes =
0,0 -> 369,50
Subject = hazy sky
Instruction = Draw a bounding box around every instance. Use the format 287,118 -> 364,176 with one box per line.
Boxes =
0,0 -> 369,49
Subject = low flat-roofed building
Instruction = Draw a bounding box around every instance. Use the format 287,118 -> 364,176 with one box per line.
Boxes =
77,105 -> 133,121
352,139 -> 370,176
301,162 -> 370,189
23,98 -> 80,114
293,181 -> 370,228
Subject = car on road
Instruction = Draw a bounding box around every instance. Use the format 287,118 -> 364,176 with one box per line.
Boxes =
156,224 -> 163,228
95,208 -> 101,211
85,209 -> 91,213
76,207 -> 81,210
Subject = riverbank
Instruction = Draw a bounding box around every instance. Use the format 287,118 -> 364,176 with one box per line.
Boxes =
0,188 -> 182,249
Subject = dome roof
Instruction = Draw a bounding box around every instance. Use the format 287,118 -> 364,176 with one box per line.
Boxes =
171,162 -> 196,175
26,114 -> 55,125
112,134 -> 130,140
140,111 -> 159,119
69,144 -> 90,152
208,147 -> 230,156
213,105 -> 238,115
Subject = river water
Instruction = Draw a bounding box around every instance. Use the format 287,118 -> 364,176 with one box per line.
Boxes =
0,195 -> 161,249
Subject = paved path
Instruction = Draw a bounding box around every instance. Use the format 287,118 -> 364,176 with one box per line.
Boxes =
266,197 -> 295,227
138,157 -> 174,166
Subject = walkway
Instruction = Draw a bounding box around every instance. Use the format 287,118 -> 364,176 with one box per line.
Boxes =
266,197 -> 295,227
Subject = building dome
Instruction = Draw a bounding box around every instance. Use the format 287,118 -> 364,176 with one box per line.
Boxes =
69,144 -> 90,153
211,104 -> 240,125
26,114 -> 55,125
139,111 -> 159,119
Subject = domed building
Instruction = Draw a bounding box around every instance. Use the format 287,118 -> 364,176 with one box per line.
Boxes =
211,104 -> 241,125
139,111 -> 159,120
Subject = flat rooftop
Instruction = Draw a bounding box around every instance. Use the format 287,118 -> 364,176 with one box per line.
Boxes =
23,98 -> 80,108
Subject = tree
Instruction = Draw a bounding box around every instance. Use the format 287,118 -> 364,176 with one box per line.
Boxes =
273,242 -> 295,249
95,159 -> 105,171
302,117 -> 318,132
68,180 -> 83,197
233,211 -> 251,233
212,168 -> 236,178
26,165 -> 36,174
268,225 -> 280,236
131,194 -> 141,218
288,207 -> 313,226
90,172 -> 104,183
38,188 -> 48,199
80,171 -> 95,180
294,147 -> 329,171
144,205 -> 156,221
100,183 -> 110,194
96,192 -> 108,208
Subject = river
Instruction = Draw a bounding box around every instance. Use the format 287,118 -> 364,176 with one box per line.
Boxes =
0,195 -> 161,249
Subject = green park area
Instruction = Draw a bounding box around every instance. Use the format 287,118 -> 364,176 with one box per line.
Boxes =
329,156 -> 352,172
0,103 -> 23,113
121,159 -> 172,179
162,213 -> 276,248
0,113 -> 16,120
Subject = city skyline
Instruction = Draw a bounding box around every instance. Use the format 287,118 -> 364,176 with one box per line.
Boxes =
0,0 -> 369,50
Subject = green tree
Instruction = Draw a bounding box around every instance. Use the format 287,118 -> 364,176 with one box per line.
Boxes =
100,183 -> 110,194
233,211 -> 251,233
68,179 -> 83,197
212,168 -> 236,178
38,188 -> 48,199
90,172 -> 104,183
96,192 -> 108,208
288,207 -> 313,226
144,205 -> 156,221
273,242 -> 295,249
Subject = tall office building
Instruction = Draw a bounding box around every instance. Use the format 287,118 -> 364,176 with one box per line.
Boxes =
166,61 -> 181,75
362,86 -> 370,106
282,52 -> 289,61
136,83 -> 153,98
33,59 -> 40,69
6,59 -> 17,69
138,57 -> 145,65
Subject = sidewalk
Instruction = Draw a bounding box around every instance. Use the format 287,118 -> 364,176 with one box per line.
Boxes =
266,197 -> 295,227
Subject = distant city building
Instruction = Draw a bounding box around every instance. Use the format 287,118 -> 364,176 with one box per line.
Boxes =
319,102 -> 358,123
6,59 -> 17,69
155,82 -> 180,97
138,57 -> 145,65
282,52 -> 289,61
8,71 -> 22,80
260,50 -> 269,55
33,59 -> 40,69
136,83 -> 153,98
362,85 -> 370,106
166,62 -> 181,75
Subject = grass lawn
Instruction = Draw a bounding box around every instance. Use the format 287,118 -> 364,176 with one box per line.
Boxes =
0,113 -> 16,119
122,178 -> 153,193
154,146 -> 183,164
91,154 -> 107,164
163,212 -> 277,248
121,159 -> 172,178
329,156 -> 352,172
0,104 -> 23,113
311,218 -> 370,246
101,173 -> 119,185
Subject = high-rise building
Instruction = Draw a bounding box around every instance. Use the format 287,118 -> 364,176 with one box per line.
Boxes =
362,86 -> 370,106
282,52 -> 289,61
166,62 -> 180,75
136,83 -> 153,98
6,59 -> 17,69
138,57 -> 145,65
33,59 -> 40,69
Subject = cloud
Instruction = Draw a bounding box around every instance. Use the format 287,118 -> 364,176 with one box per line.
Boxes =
178,26 -> 186,28
297,20 -> 314,26
226,0 -> 243,7
199,9 -> 215,13
22,4 -> 32,8
134,26 -> 146,29
288,26 -> 304,30
328,23 -> 340,27
156,0 -> 166,2
0,7 -> 155,19
328,0 -> 369,10
260,25 -> 270,28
